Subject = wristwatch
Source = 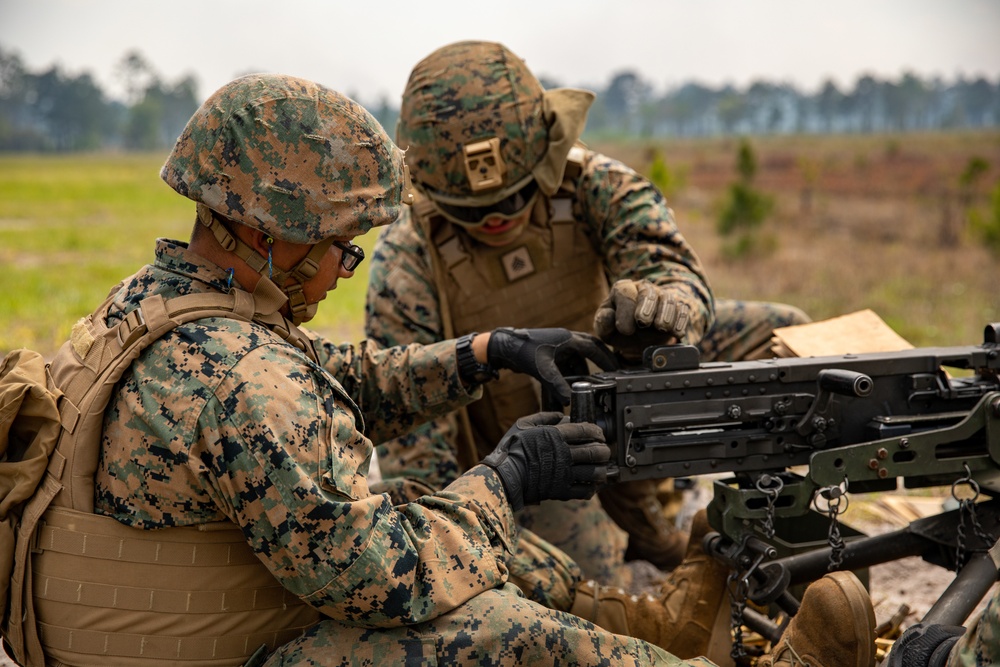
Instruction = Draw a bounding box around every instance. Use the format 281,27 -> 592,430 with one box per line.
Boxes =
456,332 -> 499,385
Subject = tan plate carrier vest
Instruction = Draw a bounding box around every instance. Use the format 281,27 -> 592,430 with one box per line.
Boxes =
4,284 -> 321,667
418,147 -> 609,466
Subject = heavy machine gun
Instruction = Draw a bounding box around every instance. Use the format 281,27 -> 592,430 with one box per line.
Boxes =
569,323 -> 1000,654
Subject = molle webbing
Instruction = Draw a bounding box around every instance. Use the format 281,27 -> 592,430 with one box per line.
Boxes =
50,284 -> 313,513
32,507 -> 318,667
421,148 -> 608,457
5,285 -> 320,667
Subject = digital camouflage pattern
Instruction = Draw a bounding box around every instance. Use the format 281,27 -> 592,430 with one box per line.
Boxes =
93,238 -> 729,667
699,299 -> 810,362
366,148 -> 714,370
948,591 -> 1000,667
516,497 -> 630,591
70,70 -> 768,667
97,239 -> 513,625
365,147 -> 712,586
397,41 -> 548,204
262,583 -> 721,667
161,73 -> 405,243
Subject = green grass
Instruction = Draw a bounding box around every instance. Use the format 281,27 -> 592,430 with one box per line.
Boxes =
0,153 -> 377,357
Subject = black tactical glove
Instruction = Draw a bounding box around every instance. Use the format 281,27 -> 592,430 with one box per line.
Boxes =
487,328 -> 618,405
593,279 -> 695,356
886,623 -> 965,667
480,412 -> 610,512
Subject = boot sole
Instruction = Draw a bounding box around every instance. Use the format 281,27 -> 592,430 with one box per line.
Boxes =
826,571 -> 877,667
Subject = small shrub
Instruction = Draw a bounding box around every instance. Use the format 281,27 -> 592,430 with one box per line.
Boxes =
646,148 -> 685,199
970,181 -> 1000,256
717,139 -> 773,257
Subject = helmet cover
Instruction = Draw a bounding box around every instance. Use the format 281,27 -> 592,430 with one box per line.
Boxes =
397,41 -> 548,205
162,73 -> 405,243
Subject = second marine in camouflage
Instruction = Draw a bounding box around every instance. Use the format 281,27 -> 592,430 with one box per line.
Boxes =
366,40 -> 811,585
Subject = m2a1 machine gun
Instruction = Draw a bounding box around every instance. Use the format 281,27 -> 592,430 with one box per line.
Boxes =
569,323 -> 1000,651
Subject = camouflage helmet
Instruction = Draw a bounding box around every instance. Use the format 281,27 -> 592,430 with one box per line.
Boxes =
161,73 -> 405,244
398,41 -> 595,207
397,41 -> 549,206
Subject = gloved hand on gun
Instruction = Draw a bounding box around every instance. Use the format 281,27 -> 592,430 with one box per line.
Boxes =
472,327 -> 618,404
593,278 -> 705,361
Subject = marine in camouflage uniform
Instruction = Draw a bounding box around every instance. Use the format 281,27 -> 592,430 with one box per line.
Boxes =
25,72 -> 878,667
365,40 -> 810,586
73,71 -> 693,667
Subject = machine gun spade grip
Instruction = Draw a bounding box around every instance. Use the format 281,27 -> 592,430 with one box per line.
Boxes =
570,379 -> 622,481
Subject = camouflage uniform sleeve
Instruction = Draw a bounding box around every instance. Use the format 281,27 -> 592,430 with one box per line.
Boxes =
364,207 -> 442,347
577,151 -> 715,343
359,209 -> 464,489
202,343 -> 515,626
310,334 -> 475,446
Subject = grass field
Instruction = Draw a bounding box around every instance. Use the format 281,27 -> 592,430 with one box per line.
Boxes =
1,132 -> 998,359
0,153 -> 375,357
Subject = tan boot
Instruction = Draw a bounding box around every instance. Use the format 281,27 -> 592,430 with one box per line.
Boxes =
569,509 -> 730,660
598,478 -> 687,570
758,570 -> 876,667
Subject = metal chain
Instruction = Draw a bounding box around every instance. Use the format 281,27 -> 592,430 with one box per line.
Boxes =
952,463 -> 997,570
727,569 -> 749,663
814,478 -> 850,571
726,537 -> 769,663
756,473 -> 784,540
724,473 -> 782,661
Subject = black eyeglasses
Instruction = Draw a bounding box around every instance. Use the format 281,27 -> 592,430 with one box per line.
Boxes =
333,240 -> 365,271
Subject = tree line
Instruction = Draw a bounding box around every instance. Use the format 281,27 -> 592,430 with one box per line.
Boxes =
579,70 -> 1000,138
1,45 -> 998,152
0,48 -> 197,151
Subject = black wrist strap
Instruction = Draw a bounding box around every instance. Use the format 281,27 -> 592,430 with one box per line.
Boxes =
456,332 -> 499,385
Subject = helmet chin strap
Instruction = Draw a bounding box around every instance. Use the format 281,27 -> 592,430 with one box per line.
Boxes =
197,204 -> 335,325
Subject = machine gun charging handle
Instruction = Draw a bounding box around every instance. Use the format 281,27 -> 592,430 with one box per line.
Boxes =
817,369 -> 874,397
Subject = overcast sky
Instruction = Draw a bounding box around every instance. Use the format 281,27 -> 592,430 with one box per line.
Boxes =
2,0 -> 999,106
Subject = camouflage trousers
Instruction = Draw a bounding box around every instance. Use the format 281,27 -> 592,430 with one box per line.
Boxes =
517,496 -> 631,591
262,582 -> 720,667
371,477 -> 586,611
947,586 -> 1000,667
699,298 -> 811,362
